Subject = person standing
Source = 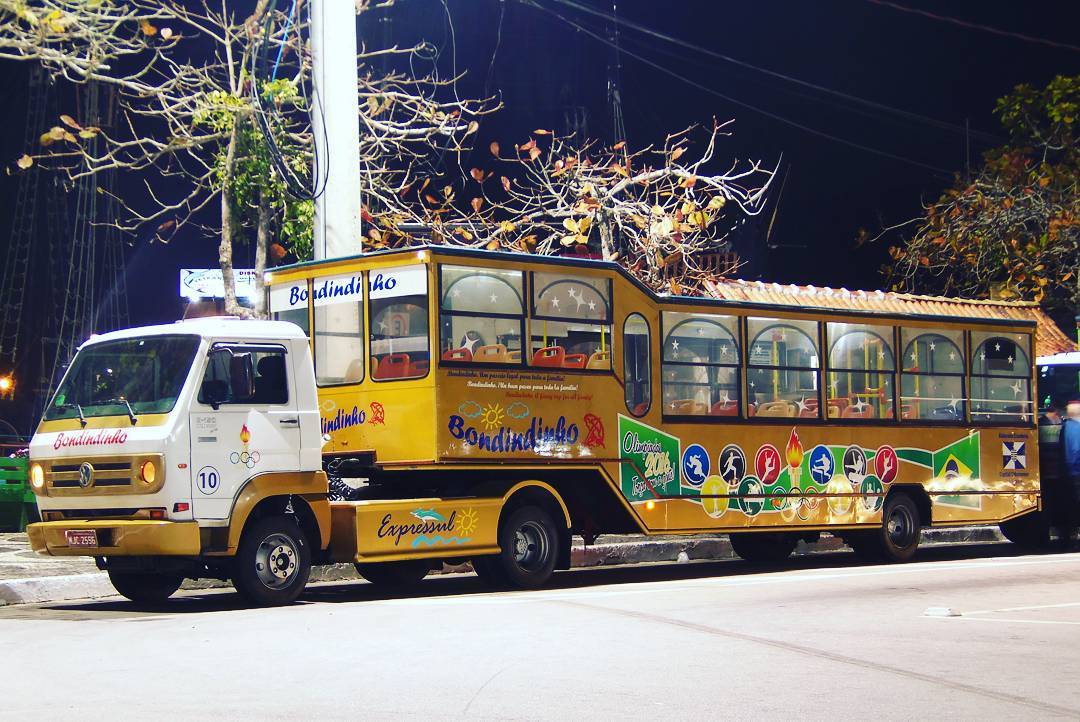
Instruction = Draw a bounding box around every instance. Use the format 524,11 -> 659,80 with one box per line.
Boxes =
1059,400 -> 1080,549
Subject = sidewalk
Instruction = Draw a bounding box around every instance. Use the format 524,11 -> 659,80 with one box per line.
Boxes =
0,526 -> 1008,606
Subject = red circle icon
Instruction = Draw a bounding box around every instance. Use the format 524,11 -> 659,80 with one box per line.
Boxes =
755,444 -> 782,484
875,446 -> 898,484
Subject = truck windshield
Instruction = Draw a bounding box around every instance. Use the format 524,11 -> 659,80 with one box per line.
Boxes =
44,335 -> 200,421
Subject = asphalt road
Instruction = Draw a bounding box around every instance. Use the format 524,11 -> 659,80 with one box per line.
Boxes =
2,543 -> 1079,720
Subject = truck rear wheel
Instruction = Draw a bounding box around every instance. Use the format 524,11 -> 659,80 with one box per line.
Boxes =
487,505 -> 559,589
107,570 -> 184,604
355,560 -> 430,588
729,532 -> 798,562
232,515 -> 311,606
1000,512 -> 1052,549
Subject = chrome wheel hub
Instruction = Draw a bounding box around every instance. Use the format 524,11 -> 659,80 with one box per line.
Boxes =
513,521 -> 549,571
255,533 -> 298,589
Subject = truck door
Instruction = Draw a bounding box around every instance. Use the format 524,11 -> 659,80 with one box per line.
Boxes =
189,342 -> 301,519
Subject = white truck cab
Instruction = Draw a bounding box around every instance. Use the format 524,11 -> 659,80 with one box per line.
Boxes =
27,318 -> 331,604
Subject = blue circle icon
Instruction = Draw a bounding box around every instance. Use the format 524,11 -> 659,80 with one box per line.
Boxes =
808,444 -> 834,485
682,444 -> 710,487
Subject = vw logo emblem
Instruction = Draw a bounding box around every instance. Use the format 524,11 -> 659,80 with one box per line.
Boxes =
78,462 -> 94,488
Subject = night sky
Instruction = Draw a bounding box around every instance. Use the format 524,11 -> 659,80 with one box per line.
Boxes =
0,0 -> 1078,432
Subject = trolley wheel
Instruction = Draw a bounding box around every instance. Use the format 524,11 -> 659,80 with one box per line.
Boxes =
470,555 -> 508,586
231,515 -> 311,606
999,512 -> 1052,549
490,505 -> 559,589
852,492 -> 921,562
354,560 -> 431,587
729,532 -> 798,563
107,570 -> 184,604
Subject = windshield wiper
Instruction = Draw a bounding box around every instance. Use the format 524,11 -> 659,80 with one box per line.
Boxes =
56,402 -> 87,427
97,397 -> 139,425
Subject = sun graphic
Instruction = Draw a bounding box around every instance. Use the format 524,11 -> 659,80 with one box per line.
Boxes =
457,508 -> 479,536
479,403 -> 505,430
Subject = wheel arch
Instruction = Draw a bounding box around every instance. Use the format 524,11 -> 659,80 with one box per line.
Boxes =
886,484 -> 932,527
500,480 -> 573,570
227,471 -> 331,552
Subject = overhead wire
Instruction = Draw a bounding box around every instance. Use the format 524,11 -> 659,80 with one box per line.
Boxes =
861,0 -> 1080,54
547,0 -> 1001,143
522,0 -> 953,175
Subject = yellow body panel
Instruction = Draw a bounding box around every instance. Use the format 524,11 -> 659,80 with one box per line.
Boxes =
27,520 -> 201,556
273,247 -> 1042,541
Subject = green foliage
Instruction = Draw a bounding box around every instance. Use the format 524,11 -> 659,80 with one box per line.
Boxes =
888,75 -> 1080,310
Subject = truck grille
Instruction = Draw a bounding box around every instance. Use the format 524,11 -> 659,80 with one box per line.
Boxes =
38,454 -> 165,496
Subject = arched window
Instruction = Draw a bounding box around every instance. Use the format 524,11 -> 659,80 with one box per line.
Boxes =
747,317 -> 820,418
661,312 -> 740,417
623,314 -> 651,416
439,265 -> 525,365
826,323 -> 895,420
900,328 -> 964,421
370,265 -> 430,380
970,332 -> 1032,424
529,272 -> 612,370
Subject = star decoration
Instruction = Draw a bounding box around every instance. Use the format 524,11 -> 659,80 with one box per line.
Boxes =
994,342 -> 1001,352
551,297 -> 560,309
929,342 -> 936,351
754,344 -> 764,355
749,380 -> 756,388
796,397 -> 810,413
878,351 -> 886,360
948,398 -> 961,410
697,327 -> 704,335
451,288 -> 461,298
671,339 -> 680,353
1010,380 -> 1023,397
489,293 -> 499,304
980,351 -> 986,360
851,399 -> 868,412
718,391 -> 732,407
1007,356 -> 1014,364
720,344 -> 729,356
587,300 -> 596,311
949,351 -> 956,361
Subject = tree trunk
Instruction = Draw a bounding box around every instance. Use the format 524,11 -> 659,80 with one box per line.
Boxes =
218,125 -> 247,318
253,186 -> 271,318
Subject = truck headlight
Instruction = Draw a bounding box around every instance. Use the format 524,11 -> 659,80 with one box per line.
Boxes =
140,460 -> 156,484
30,463 -> 44,489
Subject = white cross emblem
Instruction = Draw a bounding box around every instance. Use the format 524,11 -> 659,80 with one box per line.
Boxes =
1002,441 -> 1026,471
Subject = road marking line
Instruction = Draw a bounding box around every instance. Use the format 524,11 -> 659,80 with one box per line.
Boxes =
936,616 -> 1080,627
963,601 -> 1080,616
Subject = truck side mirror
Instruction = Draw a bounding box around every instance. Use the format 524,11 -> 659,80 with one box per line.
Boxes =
199,379 -> 229,410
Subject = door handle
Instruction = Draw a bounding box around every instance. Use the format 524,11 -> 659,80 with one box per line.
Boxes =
278,418 -> 300,426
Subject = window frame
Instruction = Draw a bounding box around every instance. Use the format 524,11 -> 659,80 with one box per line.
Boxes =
897,327 -> 967,425
527,271 -> 614,374
623,312 -> 652,417
310,273 -> 366,389
660,311 -> 742,421
368,265 -> 432,383
197,342 -> 290,407
968,331 -> 1035,427
825,322 -> 898,422
745,317 -> 823,421
437,264 -> 528,369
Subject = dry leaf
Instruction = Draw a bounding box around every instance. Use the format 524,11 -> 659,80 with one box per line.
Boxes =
470,168 -> 485,183
60,114 -> 81,130
528,146 -> 541,162
16,155 -> 33,170
471,197 -> 484,213
533,128 -> 550,135
139,20 -> 157,36
489,141 -> 500,156
500,176 -> 511,193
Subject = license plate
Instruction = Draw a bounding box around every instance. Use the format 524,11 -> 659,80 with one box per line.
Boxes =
65,530 -> 98,547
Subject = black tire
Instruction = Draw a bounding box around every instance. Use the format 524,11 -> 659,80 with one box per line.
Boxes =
852,492 -> 921,562
355,560 -> 431,587
107,570 -> 184,604
999,512 -> 1053,550
471,555 -> 508,586
231,515 -> 312,606
490,505 -> 560,589
729,532 -> 798,563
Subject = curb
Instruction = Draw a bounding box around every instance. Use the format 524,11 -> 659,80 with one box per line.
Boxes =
0,526 -> 1008,606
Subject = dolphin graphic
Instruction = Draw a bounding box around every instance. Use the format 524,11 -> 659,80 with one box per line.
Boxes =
412,508 -> 446,523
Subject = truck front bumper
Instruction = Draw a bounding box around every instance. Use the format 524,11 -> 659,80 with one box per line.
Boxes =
27,520 -> 201,556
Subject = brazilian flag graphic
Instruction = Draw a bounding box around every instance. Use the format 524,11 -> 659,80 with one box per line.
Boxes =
932,434 -> 981,509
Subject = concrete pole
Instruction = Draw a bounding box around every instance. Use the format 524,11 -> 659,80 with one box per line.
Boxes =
311,0 -> 362,260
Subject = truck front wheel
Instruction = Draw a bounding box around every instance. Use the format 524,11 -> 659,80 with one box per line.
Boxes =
232,515 -> 312,606
107,570 -> 184,604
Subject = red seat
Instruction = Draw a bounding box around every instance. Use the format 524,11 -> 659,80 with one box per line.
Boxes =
374,353 -> 410,379
442,347 -> 473,362
632,402 -> 649,416
410,360 -> 429,376
563,353 -> 587,369
710,400 -> 738,416
532,346 -> 565,367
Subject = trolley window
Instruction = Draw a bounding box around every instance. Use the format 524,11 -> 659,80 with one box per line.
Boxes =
900,328 -> 965,422
970,331 -> 1033,424
624,314 -> 651,416
439,265 -> 525,365
826,322 -> 896,421
747,317 -> 820,419
370,265 -> 430,381
269,280 -> 310,336
529,272 -> 611,370
310,272 -> 364,386
661,312 -> 740,417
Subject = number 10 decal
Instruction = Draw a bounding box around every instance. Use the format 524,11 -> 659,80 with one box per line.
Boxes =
196,466 -> 220,495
